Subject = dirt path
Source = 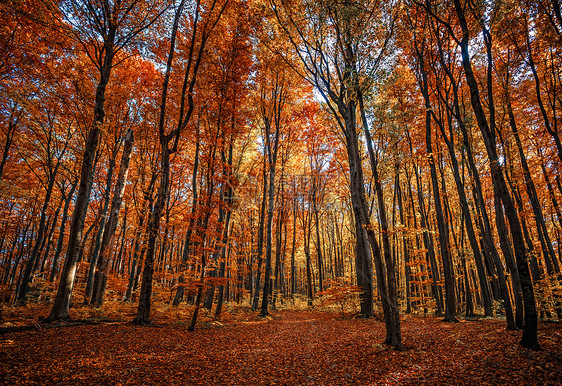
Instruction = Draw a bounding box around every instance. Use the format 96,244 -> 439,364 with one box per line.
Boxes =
1,310 -> 561,384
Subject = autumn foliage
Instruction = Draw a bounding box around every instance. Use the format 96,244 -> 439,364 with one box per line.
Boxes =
1,0 -> 562,382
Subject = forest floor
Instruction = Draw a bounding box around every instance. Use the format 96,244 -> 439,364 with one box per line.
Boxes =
1,304 -> 561,385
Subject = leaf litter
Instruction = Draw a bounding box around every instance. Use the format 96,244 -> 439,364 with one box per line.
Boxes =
1,310 -> 561,385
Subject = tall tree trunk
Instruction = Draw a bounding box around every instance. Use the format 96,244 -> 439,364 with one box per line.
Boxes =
84,150 -> 117,303
0,110 -> 20,181
395,170 -> 412,313
18,160 -> 61,301
260,116 -> 281,317
525,29 -> 562,164
540,161 -> 562,234
252,162 -> 268,311
428,47 -> 494,316
92,129 -> 134,306
452,0 -> 540,349
133,147 -> 170,325
45,20 -> 117,322
503,149 -> 543,281
272,204 -> 283,309
507,96 -> 559,274
453,81 -> 517,329
290,196 -> 297,298
358,92 -> 402,346
312,176 -> 324,293
173,129 -> 199,306
214,217 -> 232,319
345,106 -> 374,319
426,105 -> 457,322
442,134 -> 493,316
2,227 -> 21,285
113,205 -> 128,275
38,199 -> 64,276
124,175 -> 155,302
408,133 -> 444,316
304,225 -> 314,306
134,0 -> 221,323
215,146 -> 234,319
413,40 -> 457,322
132,0 -> 186,323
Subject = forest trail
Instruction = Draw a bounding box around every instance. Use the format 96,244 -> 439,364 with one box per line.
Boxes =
1,310 -> 561,385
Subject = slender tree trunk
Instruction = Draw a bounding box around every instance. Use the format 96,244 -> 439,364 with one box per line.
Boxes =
304,228 -> 314,306
92,129 -> 134,306
396,171 -> 412,313
84,150 -> 118,303
215,151 -> 234,319
410,145 -> 444,315
272,207 -> 283,309
38,200 -> 64,276
358,92 -> 402,346
503,154 -> 543,280
507,98 -> 559,274
525,30 -> 562,164
252,162 -> 268,311
444,139 -> 493,316
2,227 -> 20,285
124,182 -> 154,301
135,0 -> 219,322
413,44 -> 457,322
45,21 -> 117,321
133,147 -> 170,325
17,158 -> 61,301
188,253 -> 207,331
0,114 -> 19,181
290,198 -> 297,298
260,118 -> 280,317
334,93 -> 376,321
453,0 -> 540,349
454,85 -> 517,329
312,177 -> 324,293
133,0 -> 183,319
426,111 -> 457,322
541,162 -> 562,234
173,129 -> 199,306
113,205 -> 127,275
427,53 -> 494,316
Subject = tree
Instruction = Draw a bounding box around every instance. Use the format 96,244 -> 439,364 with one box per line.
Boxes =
271,0 -> 402,349
135,0 -> 229,325
257,66 -> 288,317
91,129 -> 134,306
46,0 -> 169,322
414,0 -> 541,350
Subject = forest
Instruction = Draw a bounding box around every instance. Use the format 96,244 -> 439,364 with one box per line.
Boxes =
1,0 -> 562,383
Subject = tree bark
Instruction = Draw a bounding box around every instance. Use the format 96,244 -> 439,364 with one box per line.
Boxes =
133,147 -> 169,325
259,119 -> 280,316
92,129 -> 134,306
17,145 -> 63,301
507,97 -> 559,274
430,45 -> 494,316
358,92 -> 402,346
84,146 -> 118,303
252,161 -> 268,311
45,13 -> 117,321
452,0 -> 540,349
172,128 -> 199,306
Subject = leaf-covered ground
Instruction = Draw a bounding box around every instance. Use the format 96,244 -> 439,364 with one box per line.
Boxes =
1,309 -> 561,385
